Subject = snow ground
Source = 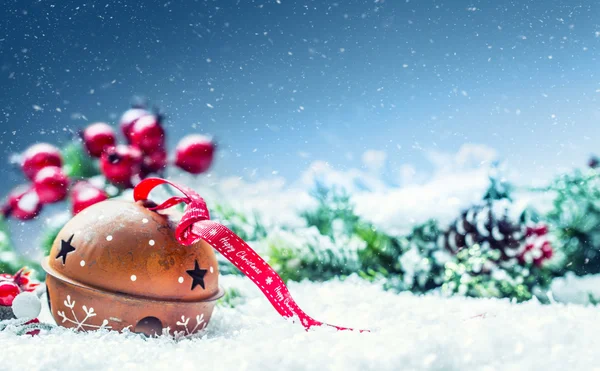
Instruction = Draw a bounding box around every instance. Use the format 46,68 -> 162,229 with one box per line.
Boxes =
2,274 -> 599,371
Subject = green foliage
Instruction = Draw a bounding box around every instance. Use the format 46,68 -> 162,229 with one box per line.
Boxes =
62,142 -> 99,179
0,217 -> 20,274
355,223 -> 403,275
301,183 -> 405,279
212,204 -> 267,242
441,244 -> 553,302
300,182 -> 359,238
217,180 -> 557,303
545,169 -> 600,275
267,228 -> 361,283
398,220 -> 448,292
0,217 -> 42,278
40,223 -> 65,256
216,287 -> 244,308
483,174 -> 513,202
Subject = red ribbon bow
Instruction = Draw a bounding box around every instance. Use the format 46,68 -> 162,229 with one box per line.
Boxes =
134,178 -> 365,332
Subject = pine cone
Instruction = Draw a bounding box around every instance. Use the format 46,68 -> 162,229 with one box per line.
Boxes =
438,202 -> 526,262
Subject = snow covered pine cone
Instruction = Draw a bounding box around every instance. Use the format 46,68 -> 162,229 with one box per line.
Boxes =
438,202 -> 525,261
438,201 -> 553,268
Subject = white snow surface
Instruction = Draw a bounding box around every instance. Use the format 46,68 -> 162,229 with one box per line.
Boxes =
2,274 -> 599,371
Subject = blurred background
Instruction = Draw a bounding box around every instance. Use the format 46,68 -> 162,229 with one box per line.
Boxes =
3,0 -> 600,304
2,0 -> 600,196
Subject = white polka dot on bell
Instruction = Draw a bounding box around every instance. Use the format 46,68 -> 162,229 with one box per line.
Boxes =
149,240 -> 155,246
178,277 -> 184,284
80,260 -> 86,267
106,235 -> 113,241
130,275 -> 137,282
142,218 -> 148,224
210,266 -> 214,273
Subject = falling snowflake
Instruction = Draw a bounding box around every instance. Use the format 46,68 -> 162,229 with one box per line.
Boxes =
265,277 -> 273,285
56,295 -> 111,331
171,313 -> 207,339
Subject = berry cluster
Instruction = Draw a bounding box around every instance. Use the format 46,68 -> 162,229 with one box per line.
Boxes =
519,224 -> 553,267
0,268 -> 39,307
2,143 -> 71,220
98,105 -> 215,185
2,102 -> 216,220
2,143 -> 108,220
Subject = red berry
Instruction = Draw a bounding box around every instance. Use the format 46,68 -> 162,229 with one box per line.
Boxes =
0,281 -> 20,306
5,185 -> 42,221
175,135 -> 215,174
82,122 -> 116,157
541,241 -> 553,260
141,149 -> 168,176
525,224 -> 549,237
129,115 -> 165,153
34,166 -> 69,204
100,145 -> 142,187
21,143 -> 62,180
71,181 -> 109,215
120,108 -> 150,141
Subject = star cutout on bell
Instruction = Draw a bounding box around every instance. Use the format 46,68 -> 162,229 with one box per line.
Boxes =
56,234 -> 76,264
186,260 -> 208,290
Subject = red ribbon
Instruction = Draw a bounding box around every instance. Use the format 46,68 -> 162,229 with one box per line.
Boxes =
134,178 -> 365,332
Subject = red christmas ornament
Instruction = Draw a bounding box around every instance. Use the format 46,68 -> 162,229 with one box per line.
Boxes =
100,145 -> 142,187
0,281 -> 19,306
175,135 -> 215,174
5,185 -> 42,221
0,268 -> 39,306
12,268 -> 39,293
70,181 -> 109,215
129,115 -> 165,153
82,122 -> 116,158
120,108 -> 149,141
141,149 -> 168,177
34,166 -> 69,204
21,143 -> 62,180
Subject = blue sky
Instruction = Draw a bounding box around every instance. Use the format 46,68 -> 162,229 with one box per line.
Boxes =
1,0 -> 600,196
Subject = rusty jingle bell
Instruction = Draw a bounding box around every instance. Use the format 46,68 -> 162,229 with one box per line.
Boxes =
42,199 -> 224,337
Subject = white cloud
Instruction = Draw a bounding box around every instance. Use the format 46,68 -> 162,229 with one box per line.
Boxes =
398,164 -> 417,185
361,150 -> 387,172
174,144 -> 501,235
426,143 -> 498,174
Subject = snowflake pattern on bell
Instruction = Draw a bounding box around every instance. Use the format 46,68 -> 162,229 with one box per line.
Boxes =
56,295 -> 111,331
171,313 -> 207,339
